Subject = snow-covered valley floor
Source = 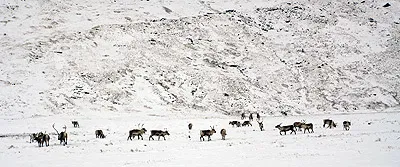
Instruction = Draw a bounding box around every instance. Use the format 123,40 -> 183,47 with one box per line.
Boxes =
1,110 -> 399,166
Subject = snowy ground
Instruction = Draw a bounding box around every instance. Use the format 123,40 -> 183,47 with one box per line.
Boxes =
1,110 -> 399,166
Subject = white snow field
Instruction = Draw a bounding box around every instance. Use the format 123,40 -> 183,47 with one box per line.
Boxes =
1,0 -> 400,166
0,111 -> 400,166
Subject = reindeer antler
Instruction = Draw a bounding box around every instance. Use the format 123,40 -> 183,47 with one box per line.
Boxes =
52,123 -> 59,135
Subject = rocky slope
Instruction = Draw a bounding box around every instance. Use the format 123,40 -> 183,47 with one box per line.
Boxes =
1,0 -> 399,118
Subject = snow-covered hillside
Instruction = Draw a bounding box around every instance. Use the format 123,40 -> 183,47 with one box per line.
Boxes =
1,0 -> 400,118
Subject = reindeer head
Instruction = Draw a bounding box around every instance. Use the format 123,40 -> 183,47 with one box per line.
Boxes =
210,126 -> 216,133
275,123 -> 282,128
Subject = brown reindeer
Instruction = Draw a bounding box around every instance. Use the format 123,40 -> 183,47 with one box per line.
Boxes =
249,113 -> 253,121
275,123 -> 296,135
220,129 -> 227,140
300,122 -> 314,133
29,133 -> 37,143
293,120 -> 305,131
95,130 -> 106,138
127,128 -> 147,140
149,130 -> 170,141
53,124 -> 68,146
200,126 -> 216,141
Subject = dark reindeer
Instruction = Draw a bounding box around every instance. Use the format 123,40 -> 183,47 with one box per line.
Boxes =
242,121 -> 252,127
200,126 -> 216,141
220,129 -> 227,140
71,121 -> 79,128
35,132 -> 50,147
95,130 -> 106,138
188,123 -> 193,130
229,121 -> 241,127
188,123 -> 193,139
275,123 -> 296,135
323,119 -> 337,129
257,121 -> 264,131
256,113 -> 261,121
249,113 -> 253,121
53,123 -> 68,146
241,113 -> 246,120
149,130 -> 170,141
343,121 -> 351,131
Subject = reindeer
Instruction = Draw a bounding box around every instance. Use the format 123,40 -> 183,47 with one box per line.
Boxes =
241,113 -> 246,120
149,130 -> 170,141
29,133 -> 37,143
256,113 -> 261,121
95,130 -> 106,138
293,120 -> 306,131
220,129 -> 227,140
35,132 -> 50,147
343,121 -> 351,131
188,123 -> 193,139
71,121 -> 79,128
188,123 -> 193,130
242,121 -> 252,127
275,123 -> 296,135
41,133 -> 50,147
249,113 -> 253,121
229,121 -> 241,127
300,122 -> 314,134
127,124 -> 147,140
34,132 -> 44,147
257,121 -> 264,131
53,123 -> 68,146
200,126 -> 216,141
323,119 -> 337,129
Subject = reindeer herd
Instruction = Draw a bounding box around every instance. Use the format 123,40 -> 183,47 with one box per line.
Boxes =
27,113 -> 352,147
